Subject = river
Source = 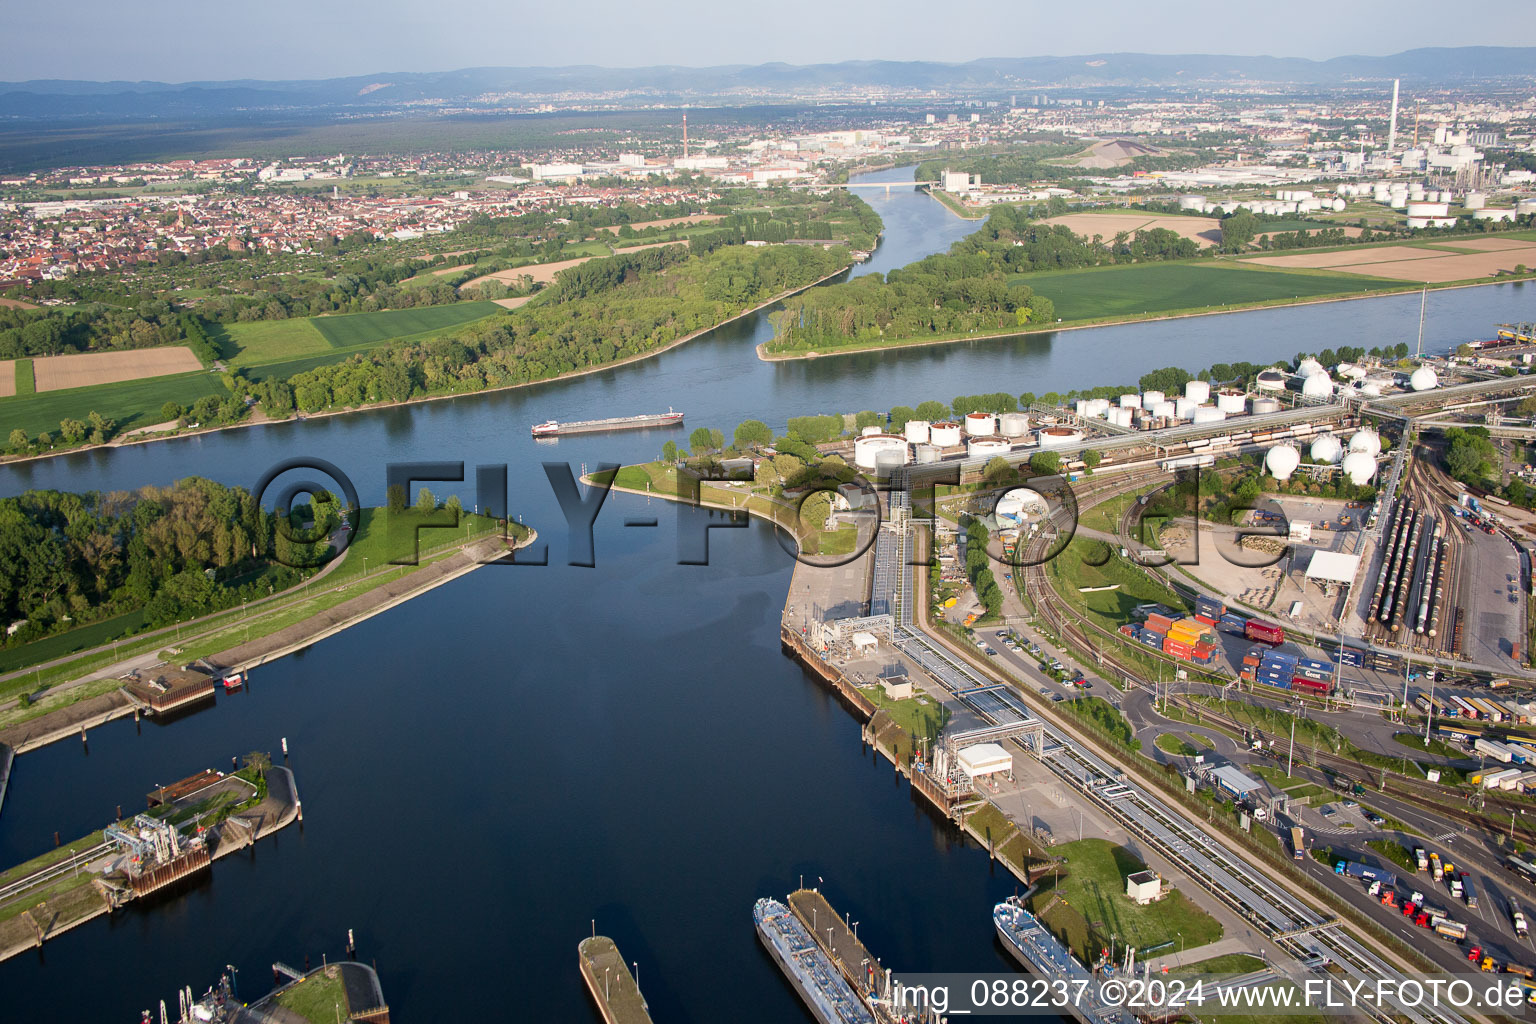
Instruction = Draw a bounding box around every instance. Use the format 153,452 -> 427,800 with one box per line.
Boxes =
0,165 -> 1531,1021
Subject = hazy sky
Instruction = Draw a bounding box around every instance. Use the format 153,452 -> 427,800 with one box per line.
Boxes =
8,0 -> 1536,82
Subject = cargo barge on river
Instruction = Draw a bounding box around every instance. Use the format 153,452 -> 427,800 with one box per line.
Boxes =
994,898 -> 1128,1024
531,410 -> 683,437
755,897 -> 875,1024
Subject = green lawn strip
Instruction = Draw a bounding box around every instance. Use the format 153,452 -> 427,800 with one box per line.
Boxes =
1029,838 -> 1222,962
0,829 -> 106,889
0,676 -> 126,731
0,369 -> 223,436
310,301 -> 503,348
1392,731 -> 1466,760
0,870 -> 102,926
0,609 -> 147,674
1360,804 -> 1420,836
1159,706 -> 1245,744
965,802 -> 1039,874
220,317 -> 330,364
1079,483 -> 1165,535
1170,953 -> 1267,975
1248,765 -> 1326,800
14,359 -> 34,395
271,969 -> 350,1022
858,684 -> 949,743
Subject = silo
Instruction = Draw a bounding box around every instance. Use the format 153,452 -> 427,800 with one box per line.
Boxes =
904,419 -> 931,444
964,412 -> 996,436
1141,390 -> 1164,406
913,444 -> 941,464
1191,406 -> 1226,424
1173,397 -> 1196,419
1250,396 -> 1281,415
930,421 -> 962,447
1215,389 -> 1246,414
998,412 -> 1030,438
1184,380 -> 1211,404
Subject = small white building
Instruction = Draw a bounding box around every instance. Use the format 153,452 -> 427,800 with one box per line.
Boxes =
956,743 -> 1013,782
1126,870 -> 1162,905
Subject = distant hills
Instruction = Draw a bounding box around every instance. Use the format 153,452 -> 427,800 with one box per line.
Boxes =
2,48 -> 1532,119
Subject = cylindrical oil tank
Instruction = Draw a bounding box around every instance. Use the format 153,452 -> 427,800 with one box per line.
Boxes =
853,434 -> 909,471
1119,393 -> 1142,410
1174,397 -> 1196,419
1250,396 -> 1281,415
1178,195 -> 1206,210
1465,192 -> 1486,210
1517,199 -> 1536,216
1074,400 -> 1089,417
1036,426 -> 1084,449
874,449 -> 906,477
913,444 -> 940,464
1184,380 -> 1211,404
1406,201 -> 1449,218
968,438 -> 1012,459
1141,390 -> 1164,406
861,425 -> 883,436
1256,368 -> 1287,391
1086,398 -> 1111,418
1152,400 -> 1177,419
1215,389 -> 1246,414
930,421 -> 962,447
1111,408 -> 1134,428
1191,406 -> 1226,424
904,419 -> 931,444
998,412 -> 1030,437
964,412 -> 996,436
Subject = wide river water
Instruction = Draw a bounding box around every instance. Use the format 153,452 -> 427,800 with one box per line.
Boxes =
0,166 -> 1532,1021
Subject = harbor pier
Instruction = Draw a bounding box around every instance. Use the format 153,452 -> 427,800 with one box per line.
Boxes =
788,888 -> 884,1002
578,936 -> 653,1024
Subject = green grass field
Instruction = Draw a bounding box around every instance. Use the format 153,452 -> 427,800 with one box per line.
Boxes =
0,608 -> 146,674
1031,839 -> 1223,961
0,370 -> 222,437
1016,262 -> 1402,322
14,359 -> 34,395
224,302 -> 504,367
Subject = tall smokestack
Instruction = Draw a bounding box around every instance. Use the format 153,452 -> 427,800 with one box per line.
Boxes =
1388,79 -> 1400,151
682,114 -> 688,161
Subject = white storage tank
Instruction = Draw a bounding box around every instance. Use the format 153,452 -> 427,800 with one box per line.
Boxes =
1473,209 -> 1516,223
1301,374 -> 1334,399
1265,444 -> 1301,481
1331,198 -> 1347,212
1464,192 -> 1487,210
875,449 -> 906,477
1410,365 -> 1438,391
1119,393 -> 1142,410
1256,368 -> 1287,391
964,412 -> 997,436
1191,406 -> 1226,424
998,412 -> 1030,437
1110,407 -> 1133,428
1342,450 -> 1377,485
1310,434 -> 1343,465
853,434 -> 909,472
1178,195 -> 1206,211
1348,429 -> 1381,456
1141,390 -> 1164,406
1087,398 -> 1111,418
968,438 -> 1012,459
1297,357 -> 1325,378
1517,199 -> 1536,216
913,444 -> 941,464
930,421 -> 962,447
1406,201 -> 1450,218
861,425 -> 883,436
1173,397 -> 1196,420
904,419 -> 931,444
1215,389 -> 1246,414
1250,396 -> 1281,415
1036,426 -> 1084,449
1184,380 -> 1211,404
1073,400 -> 1089,418
1152,400 -> 1177,419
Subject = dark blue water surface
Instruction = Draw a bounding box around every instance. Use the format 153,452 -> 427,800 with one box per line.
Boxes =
0,165 -> 1531,1021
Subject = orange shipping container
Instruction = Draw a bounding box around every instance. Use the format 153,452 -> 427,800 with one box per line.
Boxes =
1146,613 -> 1174,633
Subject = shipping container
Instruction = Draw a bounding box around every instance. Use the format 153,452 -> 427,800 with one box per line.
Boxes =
1193,613 -> 1216,627
1145,613 -> 1175,633
1196,595 -> 1225,617
1245,620 -> 1285,645
1476,738 -> 1515,764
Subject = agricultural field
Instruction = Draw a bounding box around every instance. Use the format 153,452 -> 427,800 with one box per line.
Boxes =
1245,231 -> 1536,283
0,370 -> 222,437
1019,262 -> 1402,322
0,360 -> 13,398
1042,211 -> 1223,247
31,347 -> 203,392
222,301 -> 505,368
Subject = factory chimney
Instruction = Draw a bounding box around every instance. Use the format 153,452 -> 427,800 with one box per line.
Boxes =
1387,78 -> 1400,151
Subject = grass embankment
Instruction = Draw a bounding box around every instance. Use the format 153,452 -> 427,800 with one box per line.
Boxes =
1392,732 -> 1466,760
1080,483 -> 1165,535
859,686 -> 948,744
0,508 -> 511,719
1170,953 -> 1267,975
1249,765 -> 1328,802
1367,839 -> 1419,872
1029,838 -> 1222,963
965,802 -> 1045,876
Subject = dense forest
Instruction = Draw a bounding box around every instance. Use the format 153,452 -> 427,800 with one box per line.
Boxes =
0,477 -> 322,646
765,204 -> 1202,352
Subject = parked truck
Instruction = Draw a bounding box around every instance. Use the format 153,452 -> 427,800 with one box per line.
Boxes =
1290,826 -> 1305,860
1431,852 -> 1444,881
1463,874 -> 1479,910
1336,861 -> 1397,887
1513,897 -> 1529,939
1435,919 -> 1469,941
1415,848 -> 1429,872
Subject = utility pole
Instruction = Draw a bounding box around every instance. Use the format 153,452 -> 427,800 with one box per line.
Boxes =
1287,719 -> 1296,778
